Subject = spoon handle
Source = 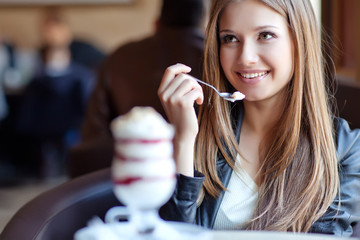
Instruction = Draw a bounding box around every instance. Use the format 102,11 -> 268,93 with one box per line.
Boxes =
193,78 -> 221,95
193,77 -> 245,102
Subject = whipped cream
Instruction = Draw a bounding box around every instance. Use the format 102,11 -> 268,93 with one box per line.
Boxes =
231,91 -> 245,101
111,106 -> 174,140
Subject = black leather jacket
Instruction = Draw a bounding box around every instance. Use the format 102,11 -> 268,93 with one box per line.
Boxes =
160,104 -> 360,237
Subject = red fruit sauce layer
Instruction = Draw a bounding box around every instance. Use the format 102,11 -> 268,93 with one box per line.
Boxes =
113,175 -> 176,185
114,151 -> 171,162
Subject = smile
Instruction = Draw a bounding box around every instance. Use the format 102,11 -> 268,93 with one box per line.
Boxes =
239,71 -> 268,79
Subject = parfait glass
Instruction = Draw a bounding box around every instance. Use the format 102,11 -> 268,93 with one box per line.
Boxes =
110,137 -> 176,239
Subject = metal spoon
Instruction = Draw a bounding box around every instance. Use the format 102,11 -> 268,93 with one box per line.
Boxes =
194,77 -> 245,102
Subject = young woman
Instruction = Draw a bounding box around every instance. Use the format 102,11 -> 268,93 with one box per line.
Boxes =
158,0 -> 360,236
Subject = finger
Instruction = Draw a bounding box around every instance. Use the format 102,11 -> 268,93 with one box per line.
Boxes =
185,89 -> 204,106
158,63 -> 192,94
195,91 -> 204,105
168,78 -> 204,107
161,73 -> 202,106
160,73 -> 196,103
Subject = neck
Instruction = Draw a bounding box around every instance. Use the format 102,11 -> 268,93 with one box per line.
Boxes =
242,94 -> 286,136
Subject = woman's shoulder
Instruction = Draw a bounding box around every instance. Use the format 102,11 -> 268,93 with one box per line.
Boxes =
334,117 -> 360,162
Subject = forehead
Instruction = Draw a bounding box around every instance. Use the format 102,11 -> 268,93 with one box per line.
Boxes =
219,0 -> 288,32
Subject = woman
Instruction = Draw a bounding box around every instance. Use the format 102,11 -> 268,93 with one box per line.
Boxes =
158,0 -> 360,236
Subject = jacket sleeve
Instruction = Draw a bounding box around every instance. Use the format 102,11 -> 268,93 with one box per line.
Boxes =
159,171 -> 204,224
311,119 -> 360,237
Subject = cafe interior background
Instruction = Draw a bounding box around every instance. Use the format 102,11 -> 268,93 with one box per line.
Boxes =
0,0 -> 359,233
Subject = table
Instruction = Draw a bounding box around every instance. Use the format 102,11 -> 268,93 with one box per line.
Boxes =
74,221 -> 354,240
211,230 -> 352,239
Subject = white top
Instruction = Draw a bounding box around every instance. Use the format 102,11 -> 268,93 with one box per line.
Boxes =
213,155 -> 258,230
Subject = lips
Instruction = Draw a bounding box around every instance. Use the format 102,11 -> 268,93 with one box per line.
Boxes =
239,71 -> 268,79
236,70 -> 269,84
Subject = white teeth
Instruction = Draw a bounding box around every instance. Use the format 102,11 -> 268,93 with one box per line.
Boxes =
240,71 -> 267,79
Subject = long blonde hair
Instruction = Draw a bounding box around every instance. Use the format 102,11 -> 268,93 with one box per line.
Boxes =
195,0 -> 339,232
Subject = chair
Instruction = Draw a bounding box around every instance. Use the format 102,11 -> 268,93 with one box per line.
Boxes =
0,168 -> 120,240
67,137 -> 113,179
335,80 -> 360,129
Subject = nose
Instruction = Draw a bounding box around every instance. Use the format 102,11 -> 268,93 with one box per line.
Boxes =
237,41 -> 259,66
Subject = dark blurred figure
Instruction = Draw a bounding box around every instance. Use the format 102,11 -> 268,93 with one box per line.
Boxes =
68,0 -> 208,178
0,38 -> 24,185
14,48 -> 94,179
0,33 -> 38,185
8,10 -> 97,179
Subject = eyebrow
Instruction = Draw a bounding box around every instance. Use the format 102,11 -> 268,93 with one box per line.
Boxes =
219,25 -> 280,33
254,25 -> 280,31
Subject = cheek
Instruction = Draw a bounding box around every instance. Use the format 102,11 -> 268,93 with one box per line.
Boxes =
281,45 -> 294,82
267,43 -> 294,82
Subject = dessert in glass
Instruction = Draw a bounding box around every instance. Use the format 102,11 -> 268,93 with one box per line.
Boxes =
110,106 -> 176,238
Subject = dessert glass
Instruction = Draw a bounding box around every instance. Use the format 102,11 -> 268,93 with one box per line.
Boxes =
110,107 -> 176,239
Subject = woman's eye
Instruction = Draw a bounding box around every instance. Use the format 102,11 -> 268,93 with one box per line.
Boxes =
221,35 -> 238,43
259,32 -> 274,40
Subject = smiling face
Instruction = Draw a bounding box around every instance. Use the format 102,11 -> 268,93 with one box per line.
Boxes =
219,0 -> 294,102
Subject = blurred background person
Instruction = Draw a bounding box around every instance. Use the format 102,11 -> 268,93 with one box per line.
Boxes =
68,0 -> 208,178
1,8 -> 100,180
0,31 -> 38,185
14,41 -> 95,179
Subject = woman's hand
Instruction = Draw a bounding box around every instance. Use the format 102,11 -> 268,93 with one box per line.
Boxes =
158,63 -> 204,176
158,63 -> 204,140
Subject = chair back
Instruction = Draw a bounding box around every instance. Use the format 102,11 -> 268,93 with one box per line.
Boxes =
0,168 -> 120,240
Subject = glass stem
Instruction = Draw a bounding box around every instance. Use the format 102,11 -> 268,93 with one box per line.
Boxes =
131,208 -> 160,235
